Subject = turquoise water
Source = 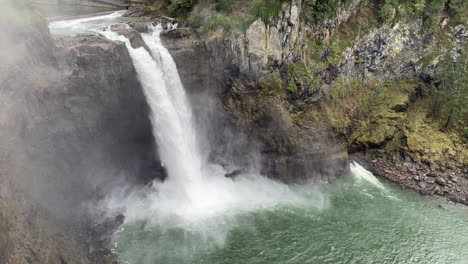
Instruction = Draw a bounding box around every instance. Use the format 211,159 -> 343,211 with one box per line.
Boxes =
112,164 -> 468,264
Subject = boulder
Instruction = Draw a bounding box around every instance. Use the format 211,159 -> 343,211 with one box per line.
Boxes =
435,176 -> 447,186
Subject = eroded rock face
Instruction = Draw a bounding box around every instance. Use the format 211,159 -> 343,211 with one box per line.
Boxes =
339,21 -> 426,81
222,82 -> 348,183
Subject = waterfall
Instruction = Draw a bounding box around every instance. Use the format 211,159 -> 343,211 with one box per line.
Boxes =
100,24 -> 310,226
129,24 -> 204,185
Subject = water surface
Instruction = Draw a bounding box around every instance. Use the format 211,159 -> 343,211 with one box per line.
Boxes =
113,164 -> 468,264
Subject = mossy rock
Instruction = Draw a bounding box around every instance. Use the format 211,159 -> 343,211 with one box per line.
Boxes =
405,126 -> 468,165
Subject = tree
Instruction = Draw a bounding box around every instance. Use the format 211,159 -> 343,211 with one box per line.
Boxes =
434,46 -> 468,129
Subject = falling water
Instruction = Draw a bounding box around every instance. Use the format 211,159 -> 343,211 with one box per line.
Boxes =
101,25 -> 309,224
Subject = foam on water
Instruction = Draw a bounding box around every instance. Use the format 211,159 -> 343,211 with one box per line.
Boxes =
350,161 -> 386,189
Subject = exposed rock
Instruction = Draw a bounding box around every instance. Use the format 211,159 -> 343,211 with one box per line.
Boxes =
435,176 -> 447,186
354,152 -> 468,206
340,21 -> 426,81
161,27 -> 192,39
111,23 -> 149,50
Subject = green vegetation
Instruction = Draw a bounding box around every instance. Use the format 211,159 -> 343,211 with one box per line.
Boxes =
249,0 -> 288,23
212,0 -> 232,12
168,0 -> 194,18
379,0 -> 397,22
296,76 -> 467,165
255,63 -> 319,97
258,71 -> 283,94
302,0 -> 340,23
432,46 -> 468,131
303,6 -> 379,70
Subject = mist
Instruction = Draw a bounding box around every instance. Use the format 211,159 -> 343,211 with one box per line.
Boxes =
0,1 -> 155,226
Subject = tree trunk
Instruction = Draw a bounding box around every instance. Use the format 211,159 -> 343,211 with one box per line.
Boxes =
431,93 -> 439,116
444,106 -> 453,129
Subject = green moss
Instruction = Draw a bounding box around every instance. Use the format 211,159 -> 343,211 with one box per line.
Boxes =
405,125 -> 467,165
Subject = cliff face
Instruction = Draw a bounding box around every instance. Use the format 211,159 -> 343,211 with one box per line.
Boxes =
155,0 -> 466,185
0,2 -> 155,263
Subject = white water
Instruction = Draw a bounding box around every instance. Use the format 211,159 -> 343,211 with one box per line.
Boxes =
350,162 -> 385,189
99,25 -> 315,236
49,11 -> 124,35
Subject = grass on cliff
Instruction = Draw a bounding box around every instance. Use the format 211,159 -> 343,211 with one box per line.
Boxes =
188,0 -> 291,33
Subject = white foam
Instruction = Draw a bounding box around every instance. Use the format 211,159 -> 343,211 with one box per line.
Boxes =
350,161 -> 386,189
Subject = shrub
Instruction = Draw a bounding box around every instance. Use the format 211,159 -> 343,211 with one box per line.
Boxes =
379,1 -> 396,22
409,0 -> 426,16
212,0 -> 232,12
302,0 -> 339,23
287,79 -> 298,93
168,0 -> 194,18
258,71 -> 283,94
314,0 -> 339,21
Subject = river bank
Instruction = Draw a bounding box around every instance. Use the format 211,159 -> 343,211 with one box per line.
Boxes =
354,151 -> 468,206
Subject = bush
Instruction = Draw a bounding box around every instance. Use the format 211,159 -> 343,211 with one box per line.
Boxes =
287,79 -> 298,93
314,0 -> 339,21
258,71 -> 283,94
409,0 -> 426,16
212,0 -> 232,12
168,0 -> 194,18
379,1 -> 396,22
422,0 -> 446,30
302,0 -> 339,23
